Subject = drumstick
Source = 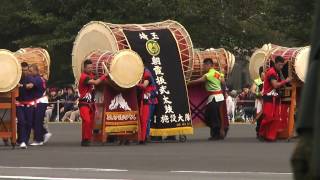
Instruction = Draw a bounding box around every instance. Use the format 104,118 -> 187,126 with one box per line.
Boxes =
102,62 -> 109,74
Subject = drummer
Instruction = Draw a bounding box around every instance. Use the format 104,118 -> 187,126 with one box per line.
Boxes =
259,56 -> 292,141
78,59 -> 107,146
137,67 -> 158,144
16,62 -> 35,149
251,66 -> 265,138
28,64 -> 52,146
188,58 -> 227,140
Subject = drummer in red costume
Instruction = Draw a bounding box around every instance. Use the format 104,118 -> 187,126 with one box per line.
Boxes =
137,67 -> 158,144
78,59 -> 107,146
259,56 -> 292,142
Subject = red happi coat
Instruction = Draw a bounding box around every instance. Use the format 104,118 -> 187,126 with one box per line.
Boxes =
78,72 -> 96,141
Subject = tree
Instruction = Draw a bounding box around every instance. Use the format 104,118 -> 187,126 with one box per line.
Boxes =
0,0 -> 315,87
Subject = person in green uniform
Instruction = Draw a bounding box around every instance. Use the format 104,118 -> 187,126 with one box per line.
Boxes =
188,58 -> 226,140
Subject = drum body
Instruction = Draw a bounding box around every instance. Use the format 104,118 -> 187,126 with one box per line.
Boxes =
14,48 -> 51,80
191,48 -> 235,80
72,20 -> 194,81
265,46 -> 310,82
85,49 -> 144,89
0,50 -> 22,92
249,44 -> 310,82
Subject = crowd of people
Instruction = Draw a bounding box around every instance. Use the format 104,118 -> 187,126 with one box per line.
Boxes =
225,86 -> 256,123
45,87 -> 80,123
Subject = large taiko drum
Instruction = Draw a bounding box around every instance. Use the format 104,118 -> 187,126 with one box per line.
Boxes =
265,46 -> 310,82
0,50 -> 22,92
249,44 -> 310,82
191,48 -> 235,80
72,20 -> 194,81
14,48 -> 51,80
85,49 -> 144,89
249,43 -> 278,80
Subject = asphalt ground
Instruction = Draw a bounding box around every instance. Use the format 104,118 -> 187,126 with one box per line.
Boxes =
0,123 -> 296,180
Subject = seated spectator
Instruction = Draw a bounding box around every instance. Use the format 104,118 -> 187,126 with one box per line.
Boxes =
226,90 -> 237,122
237,85 -> 255,122
62,101 -> 80,122
60,87 -> 78,121
70,109 -> 80,122
49,88 -> 65,122
46,88 -> 58,122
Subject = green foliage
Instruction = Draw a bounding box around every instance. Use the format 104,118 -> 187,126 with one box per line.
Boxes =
0,0 -> 315,86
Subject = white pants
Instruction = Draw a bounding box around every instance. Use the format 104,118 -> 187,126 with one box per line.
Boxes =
62,110 -> 80,122
255,99 -> 263,114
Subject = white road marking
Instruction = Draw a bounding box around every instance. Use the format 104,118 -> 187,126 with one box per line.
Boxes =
170,170 -> 292,175
0,176 -> 128,180
0,166 -> 128,172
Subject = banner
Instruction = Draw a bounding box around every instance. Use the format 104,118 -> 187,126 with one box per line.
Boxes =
123,29 -> 193,136
104,86 -> 139,133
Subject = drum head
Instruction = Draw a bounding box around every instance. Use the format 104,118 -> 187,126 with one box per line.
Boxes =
40,48 -> 51,66
249,49 -> 267,80
72,21 -> 119,80
218,48 -> 228,73
294,46 -> 310,82
41,49 -> 51,79
0,50 -> 21,92
110,49 -> 144,88
227,51 -> 235,73
35,48 -> 51,80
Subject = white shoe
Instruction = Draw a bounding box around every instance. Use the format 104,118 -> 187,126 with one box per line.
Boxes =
43,133 -> 52,144
30,142 -> 44,146
20,142 -> 27,149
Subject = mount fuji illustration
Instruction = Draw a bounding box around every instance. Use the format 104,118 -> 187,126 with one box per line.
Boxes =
109,93 -> 132,111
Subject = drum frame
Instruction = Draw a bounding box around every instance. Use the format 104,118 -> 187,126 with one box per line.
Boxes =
0,87 -> 18,148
